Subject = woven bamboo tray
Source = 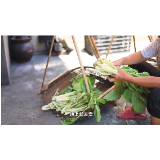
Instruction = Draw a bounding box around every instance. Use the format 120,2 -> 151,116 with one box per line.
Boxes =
41,66 -> 113,104
40,66 -> 113,118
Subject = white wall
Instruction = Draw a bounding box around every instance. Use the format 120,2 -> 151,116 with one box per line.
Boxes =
30,36 -> 46,54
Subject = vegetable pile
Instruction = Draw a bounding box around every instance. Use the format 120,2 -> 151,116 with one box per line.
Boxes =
42,76 -> 106,125
93,58 -> 118,75
94,58 -> 150,112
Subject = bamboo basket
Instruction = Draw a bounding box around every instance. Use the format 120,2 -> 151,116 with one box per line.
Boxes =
41,66 -> 113,105
40,66 -> 114,118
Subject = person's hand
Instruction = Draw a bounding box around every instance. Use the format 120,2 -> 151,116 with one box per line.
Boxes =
108,66 -> 132,82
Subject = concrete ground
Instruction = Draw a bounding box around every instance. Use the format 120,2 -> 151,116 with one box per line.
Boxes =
1,40 -> 152,125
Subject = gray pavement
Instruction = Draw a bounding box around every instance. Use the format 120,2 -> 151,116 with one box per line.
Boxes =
1,51 -> 151,125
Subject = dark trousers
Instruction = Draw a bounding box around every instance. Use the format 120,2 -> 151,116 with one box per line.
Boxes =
129,62 -> 160,118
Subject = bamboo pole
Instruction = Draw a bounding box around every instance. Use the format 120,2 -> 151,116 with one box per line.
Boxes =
106,35 -> 115,58
150,35 -> 154,41
72,36 -> 90,94
148,35 -> 152,42
39,36 -> 55,94
90,36 -> 100,59
98,85 -> 116,99
87,36 -> 100,59
133,35 -> 136,52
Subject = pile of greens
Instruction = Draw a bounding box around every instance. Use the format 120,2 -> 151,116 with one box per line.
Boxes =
103,66 -> 150,112
42,76 -> 106,125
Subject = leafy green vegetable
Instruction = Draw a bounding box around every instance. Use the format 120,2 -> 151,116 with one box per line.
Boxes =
89,76 -> 95,86
61,116 -> 80,125
80,77 -> 93,92
80,79 -> 87,92
93,99 -> 106,122
93,88 -> 103,98
88,94 -> 94,107
61,86 -> 73,94
96,99 -> 106,105
121,66 -> 150,77
42,76 -> 105,125
131,92 -> 146,112
123,89 -> 132,103
70,77 -> 82,92
94,105 -> 101,122
93,58 -> 118,75
103,66 -> 150,112
87,77 -> 93,91
104,84 -> 126,101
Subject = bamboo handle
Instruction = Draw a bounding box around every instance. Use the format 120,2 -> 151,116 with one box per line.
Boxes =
87,36 -> 100,59
133,35 -> 136,52
72,36 -> 90,94
106,35 -> 115,58
148,35 -> 152,42
39,35 -> 55,94
148,35 -> 154,42
90,36 -> 100,59
91,84 -> 116,110
98,85 -> 116,99
150,35 -> 154,41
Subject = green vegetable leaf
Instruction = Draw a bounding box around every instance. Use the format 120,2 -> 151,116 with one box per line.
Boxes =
70,77 -> 76,83
86,77 -> 93,91
104,85 -> 125,101
96,99 -> 106,104
93,88 -> 103,98
87,93 -> 91,102
88,93 -> 94,107
123,89 -> 132,103
61,117 -> 80,125
80,77 -> 93,92
135,72 -> 150,77
72,77 -> 82,92
94,105 -> 101,122
81,80 -> 87,92
61,86 -> 73,94
131,92 -> 147,112
89,76 -> 95,86
89,100 -> 94,107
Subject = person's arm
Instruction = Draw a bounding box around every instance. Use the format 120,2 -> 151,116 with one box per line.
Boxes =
113,36 -> 160,66
112,51 -> 149,66
108,67 -> 160,88
128,76 -> 160,88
